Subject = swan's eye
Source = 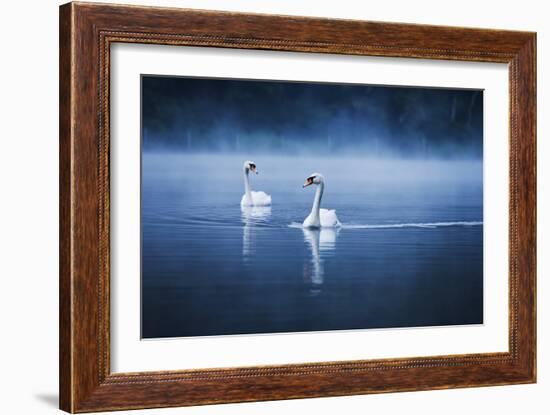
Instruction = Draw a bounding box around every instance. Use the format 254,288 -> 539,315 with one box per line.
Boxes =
307,177 -> 314,184
249,163 -> 256,170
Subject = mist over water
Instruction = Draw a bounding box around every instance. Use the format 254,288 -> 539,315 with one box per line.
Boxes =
141,152 -> 482,229
142,76 -> 483,159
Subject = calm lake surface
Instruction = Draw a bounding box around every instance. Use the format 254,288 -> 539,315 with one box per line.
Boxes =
141,153 -> 483,338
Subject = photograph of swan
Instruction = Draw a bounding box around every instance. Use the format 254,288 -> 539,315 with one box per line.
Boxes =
241,160 -> 272,207
302,173 -> 341,228
141,75 -> 484,339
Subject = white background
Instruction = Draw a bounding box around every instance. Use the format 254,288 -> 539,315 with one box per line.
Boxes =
111,45 -> 509,372
0,0 -> 547,414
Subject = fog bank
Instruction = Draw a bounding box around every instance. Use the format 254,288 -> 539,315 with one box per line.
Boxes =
142,76 -> 483,159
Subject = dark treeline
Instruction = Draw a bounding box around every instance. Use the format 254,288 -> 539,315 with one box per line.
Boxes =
142,75 -> 483,158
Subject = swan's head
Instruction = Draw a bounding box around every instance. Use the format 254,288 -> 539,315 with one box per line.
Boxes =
243,160 -> 258,174
303,173 -> 324,188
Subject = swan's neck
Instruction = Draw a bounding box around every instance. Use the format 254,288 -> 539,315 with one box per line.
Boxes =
243,168 -> 252,201
310,182 -> 324,219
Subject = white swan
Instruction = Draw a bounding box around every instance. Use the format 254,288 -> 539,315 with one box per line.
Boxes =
302,173 -> 341,228
240,160 -> 272,207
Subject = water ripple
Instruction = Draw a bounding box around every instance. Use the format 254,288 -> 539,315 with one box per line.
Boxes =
289,221 -> 483,230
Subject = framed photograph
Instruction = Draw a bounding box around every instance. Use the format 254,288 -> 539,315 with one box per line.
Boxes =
59,2 -> 536,412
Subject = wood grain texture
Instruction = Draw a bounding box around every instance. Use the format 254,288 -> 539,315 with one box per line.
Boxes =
59,2 -> 537,412
59,3 -> 73,412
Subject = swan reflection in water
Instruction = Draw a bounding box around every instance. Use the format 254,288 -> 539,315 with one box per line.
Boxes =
302,227 -> 339,295
241,205 -> 272,260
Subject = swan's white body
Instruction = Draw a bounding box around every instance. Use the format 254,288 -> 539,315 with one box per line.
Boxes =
302,173 -> 341,228
303,208 -> 340,228
241,191 -> 271,207
240,160 -> 272,207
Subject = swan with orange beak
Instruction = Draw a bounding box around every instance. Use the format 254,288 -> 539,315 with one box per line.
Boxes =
302,173 -> 341,228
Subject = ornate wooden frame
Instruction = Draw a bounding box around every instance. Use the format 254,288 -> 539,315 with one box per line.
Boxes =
59,2 -> 536,412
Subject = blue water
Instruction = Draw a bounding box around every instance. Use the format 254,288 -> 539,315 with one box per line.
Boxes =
141,153 -> 483,338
